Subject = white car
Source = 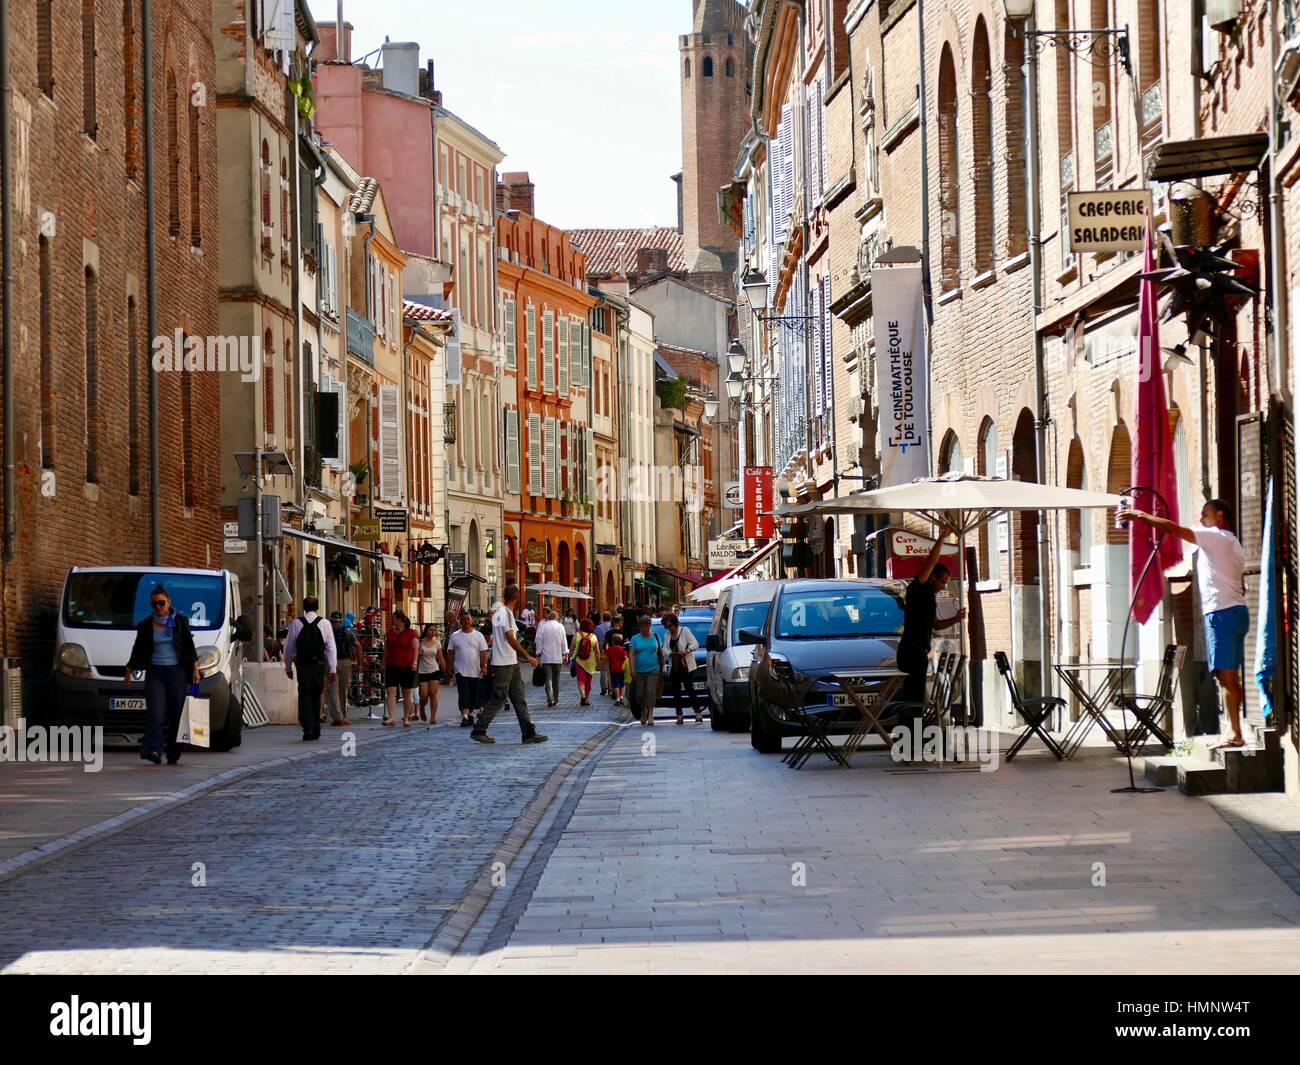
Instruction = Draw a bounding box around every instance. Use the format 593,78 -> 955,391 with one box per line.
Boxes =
705,580 -> 781,732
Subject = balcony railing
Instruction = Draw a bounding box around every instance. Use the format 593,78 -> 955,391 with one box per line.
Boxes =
1141,81 -> 1164,148
443,402 -> 457,445
346,308 -> 374,366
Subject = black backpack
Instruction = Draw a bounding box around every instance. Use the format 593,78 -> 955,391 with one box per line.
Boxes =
297,617 -> 327,668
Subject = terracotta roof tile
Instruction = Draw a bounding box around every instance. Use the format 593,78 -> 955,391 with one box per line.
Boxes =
403,300 -> 453,323
568,227 -> 686,277
349,176 -> 379,214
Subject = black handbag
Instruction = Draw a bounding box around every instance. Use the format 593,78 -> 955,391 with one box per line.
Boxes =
532,664 -> 547,688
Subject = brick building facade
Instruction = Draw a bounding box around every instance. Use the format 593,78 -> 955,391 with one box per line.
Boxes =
9,0 -> 221,687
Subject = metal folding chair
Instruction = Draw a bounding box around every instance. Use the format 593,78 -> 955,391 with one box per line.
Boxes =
783,703 -> 850,769
997,651 -> 1066,762
1114,644 -> 1181,753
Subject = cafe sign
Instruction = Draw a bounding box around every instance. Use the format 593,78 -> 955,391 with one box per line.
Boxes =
1067,190 -> 1152,253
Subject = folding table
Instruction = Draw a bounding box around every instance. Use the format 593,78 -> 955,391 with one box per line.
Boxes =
1055,661 -> 1135,758
828,669 -> 904,764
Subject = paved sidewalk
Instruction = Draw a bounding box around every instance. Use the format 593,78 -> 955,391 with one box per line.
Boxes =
462,727 -> 1300,974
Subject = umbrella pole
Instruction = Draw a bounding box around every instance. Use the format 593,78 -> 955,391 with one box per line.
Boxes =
960,523 -> 970,745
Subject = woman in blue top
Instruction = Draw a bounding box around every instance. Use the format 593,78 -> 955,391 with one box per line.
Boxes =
625,616 -> 665,727
126,584 -> 200,765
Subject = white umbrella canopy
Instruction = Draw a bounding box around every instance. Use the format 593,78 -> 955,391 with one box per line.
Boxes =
775,474 -> 1123,532
526,582 -> 592,601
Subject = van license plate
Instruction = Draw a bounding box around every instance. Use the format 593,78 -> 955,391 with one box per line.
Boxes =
110,698 -> 146,711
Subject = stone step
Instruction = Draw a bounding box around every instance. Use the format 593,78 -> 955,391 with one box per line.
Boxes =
1177,759 -> 1228,796
1142,757 -> 1179,787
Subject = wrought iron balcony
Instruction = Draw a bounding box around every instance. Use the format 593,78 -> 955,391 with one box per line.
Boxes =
346,308 -> 374,366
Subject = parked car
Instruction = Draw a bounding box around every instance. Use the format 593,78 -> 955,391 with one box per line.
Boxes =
741,578 -> 906,754
53,566 -> 253,751
649,612 -> 713,710
705,580 -> 781,732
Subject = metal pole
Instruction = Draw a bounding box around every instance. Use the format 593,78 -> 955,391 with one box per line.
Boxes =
1,0 -> 13,582
143,0 -> 160,563
1026,18 -> 1053,698
916,0 -> 935,470
254,449 -> 265,662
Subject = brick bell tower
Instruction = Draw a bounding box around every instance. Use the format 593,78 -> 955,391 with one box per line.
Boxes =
679,0 -> 752,275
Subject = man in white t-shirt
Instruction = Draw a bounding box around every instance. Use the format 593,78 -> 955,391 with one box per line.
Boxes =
471,585 -> 545,745
446,611 -> 489,727
1120,498 -> 1249,747
534,610 -> 570,708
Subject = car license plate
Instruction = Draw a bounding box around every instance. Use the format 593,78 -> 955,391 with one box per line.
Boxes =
110,698 -> 146,711
828,692 -> 877,708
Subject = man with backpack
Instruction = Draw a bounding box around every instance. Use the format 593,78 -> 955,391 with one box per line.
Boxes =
325,611 -> 355,727
284,596 -> 338,741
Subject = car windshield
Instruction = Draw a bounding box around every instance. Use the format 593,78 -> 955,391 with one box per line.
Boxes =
731,600 -> 772,638
775,587 -> 904,639
652,620 -> 711,646
63,572 -> 225,631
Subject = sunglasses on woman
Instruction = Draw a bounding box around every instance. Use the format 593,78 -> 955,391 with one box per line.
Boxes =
151,599 -> 169,609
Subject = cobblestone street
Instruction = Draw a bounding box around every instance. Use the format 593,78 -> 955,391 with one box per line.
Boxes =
0,688 -> 625,975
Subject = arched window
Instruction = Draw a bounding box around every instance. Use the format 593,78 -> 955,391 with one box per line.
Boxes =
82,0 -> 97,137
1137,0 -> 1163,144
263,330 -> 275,443
37,0 -> 53,97
180,338 -> 193,508
84,266 -> 99,484
937,45 -> 960,291
1012,409 -> 1038,582
703,56 -> 714,77
280,158 -> 289,261
1066,437 -> 1090,565
1106,422 -> 1132,545
283,332 -> 293,447
1003,24 -> 1028,258
260,141 -> 272,254
978,418 -> 1000,579
939,430 -> 963,475
189,88 -> 201,247
971,18 -> 993,274
127,296 -> 139,494
39,237 -> 54,469
725,56 -> 735,78
684,58 -> 691,78
123,1 -> 137,176
167,70 -> 179,237
1091,0 -> 1114,185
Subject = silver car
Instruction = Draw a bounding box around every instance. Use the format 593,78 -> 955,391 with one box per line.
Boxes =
704,580 -> 781,732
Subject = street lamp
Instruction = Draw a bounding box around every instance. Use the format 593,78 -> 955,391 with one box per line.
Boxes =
726,375 -> 743,402
742,268 -> 770,313
727,338 -> 748,377
704,396 -> 720,420
1001,0 -> 1132,77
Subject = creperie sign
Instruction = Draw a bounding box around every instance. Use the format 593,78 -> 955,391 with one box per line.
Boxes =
1068,190 -> 1152,253
743,466 -> 774,540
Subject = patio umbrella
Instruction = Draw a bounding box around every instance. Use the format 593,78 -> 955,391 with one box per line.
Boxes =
525,582 -> 592,601
776,474 -> 1123,704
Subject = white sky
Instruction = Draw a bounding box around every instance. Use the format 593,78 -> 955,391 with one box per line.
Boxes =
307,0 -> 686,229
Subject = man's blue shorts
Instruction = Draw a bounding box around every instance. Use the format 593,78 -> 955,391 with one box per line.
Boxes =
1205,605 -> 1250,671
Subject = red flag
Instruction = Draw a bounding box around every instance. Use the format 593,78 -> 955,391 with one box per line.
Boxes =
1131,214 -> 1183,624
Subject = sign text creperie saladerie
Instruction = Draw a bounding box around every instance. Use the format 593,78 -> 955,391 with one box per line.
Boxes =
1068,190 -> 1152,253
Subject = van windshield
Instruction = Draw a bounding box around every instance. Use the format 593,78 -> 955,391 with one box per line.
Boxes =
63,573 -> 225,631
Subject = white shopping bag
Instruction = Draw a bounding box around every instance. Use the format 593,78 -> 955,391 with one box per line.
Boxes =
177,694 -> 211,748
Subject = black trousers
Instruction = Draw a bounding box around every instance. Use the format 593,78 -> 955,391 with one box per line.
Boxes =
296,665 -> 326,738
665,668 -> 702,717
143,664 -> 189,762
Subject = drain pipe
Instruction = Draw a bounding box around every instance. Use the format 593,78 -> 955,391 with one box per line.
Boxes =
1,0 -> 13,658
143,0 -> 160,563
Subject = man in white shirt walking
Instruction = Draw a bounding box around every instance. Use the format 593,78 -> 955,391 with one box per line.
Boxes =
446,611 -> 489,727
1120,498 -> 1249,747
534,610 -> 569,708
471,585 -> 546,745
283,596 -> 337,742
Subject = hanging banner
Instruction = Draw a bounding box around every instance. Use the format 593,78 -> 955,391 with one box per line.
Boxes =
871,264 -> 929,486
743,466 -> 774,540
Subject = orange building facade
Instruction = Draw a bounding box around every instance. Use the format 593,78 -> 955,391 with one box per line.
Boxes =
495,178 -> 598,617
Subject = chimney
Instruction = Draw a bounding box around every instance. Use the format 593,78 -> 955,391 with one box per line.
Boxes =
502,172 -> 535,216
636,246 -> 670,277
381,42 -> 420,97
316,21 -> 353,63
495,181 -> 513,214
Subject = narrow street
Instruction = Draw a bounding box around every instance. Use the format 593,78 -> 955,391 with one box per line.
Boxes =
6,688 -> 1300,975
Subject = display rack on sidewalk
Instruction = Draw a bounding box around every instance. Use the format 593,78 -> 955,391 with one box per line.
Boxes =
350,608 -> 386,709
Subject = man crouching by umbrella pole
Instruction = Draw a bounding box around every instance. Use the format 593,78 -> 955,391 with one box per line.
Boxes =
896,524 -> 967,756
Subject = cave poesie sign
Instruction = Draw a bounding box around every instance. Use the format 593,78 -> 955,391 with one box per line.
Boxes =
1068,190 -> 1153,253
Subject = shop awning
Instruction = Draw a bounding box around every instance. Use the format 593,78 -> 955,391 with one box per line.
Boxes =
687,538 -> 783,603
1145,133 -> 1269,182
636,576 -> 670,593
380,554 -> 404,573
282,526 -> 383,560
648,564 -> 705,587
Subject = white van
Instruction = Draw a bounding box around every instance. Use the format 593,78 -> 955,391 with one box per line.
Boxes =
52,567 -> 252,750
705,580 -> 781,732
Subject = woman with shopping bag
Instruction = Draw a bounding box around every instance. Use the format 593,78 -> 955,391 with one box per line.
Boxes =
124,584 -> 200,765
